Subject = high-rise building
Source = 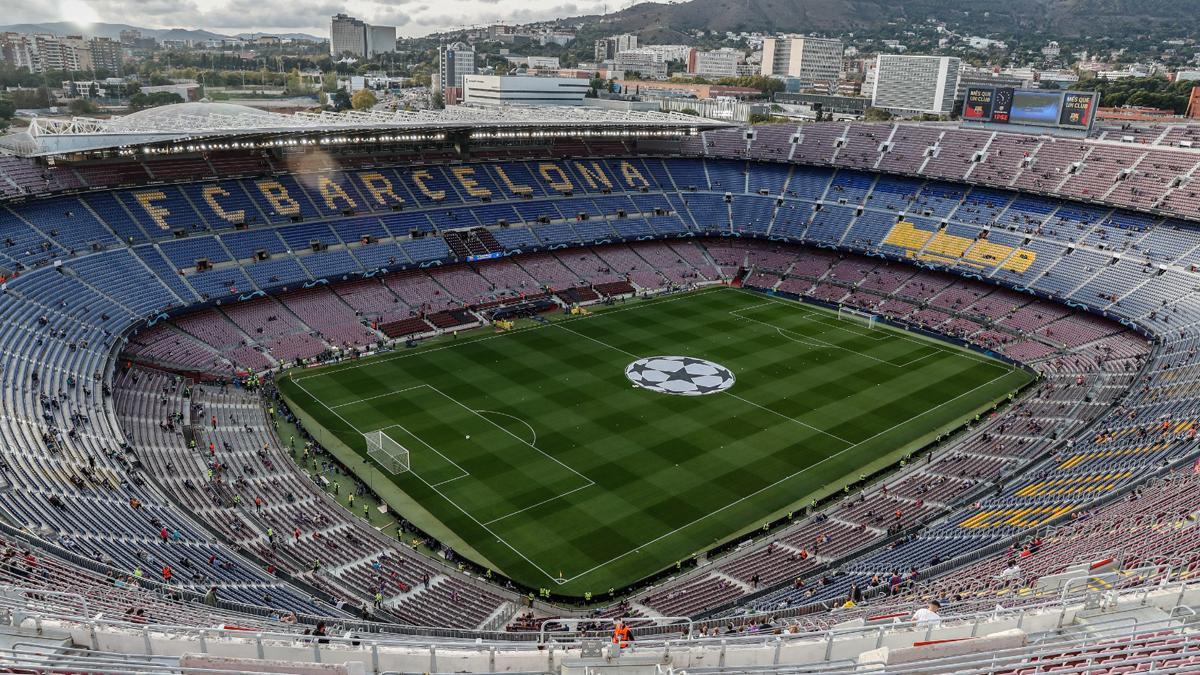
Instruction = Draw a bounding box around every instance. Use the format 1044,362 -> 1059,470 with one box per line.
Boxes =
437,42 -> 476,105
871,54 -> 961,116
90,37 -> 121,73
0,33 -> 37,72
330,13 -> 367,57
594,34 -> 637,62
594,38 -> 613,62
760,36 -> 842,89
367,25 -> 396,57
32,34 -> 91,72
118,29 -> 141,45
330,14 -> 395,58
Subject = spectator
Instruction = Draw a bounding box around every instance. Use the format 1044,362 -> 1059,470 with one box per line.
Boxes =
912,600 -> 941,628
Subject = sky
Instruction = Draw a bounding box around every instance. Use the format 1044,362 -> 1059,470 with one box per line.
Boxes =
7,0 -> 620,38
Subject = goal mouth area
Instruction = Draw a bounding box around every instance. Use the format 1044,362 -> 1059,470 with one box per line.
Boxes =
837,305 -> 878,329
365,429 -> 410,475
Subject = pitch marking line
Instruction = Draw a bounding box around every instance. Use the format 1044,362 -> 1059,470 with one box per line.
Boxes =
732,308 -> 900,366
372,422 -> 470,485
732,297 -> 1007,371
354,384 -> 593,521
424,385 -> 594,486
331,384 -> 428,409
558,367 -> 1021,584
292,376 -> 564,584
292,286 -> 728,384
482,482 -> 594,526
475,410 -> 537,446
740,291 -> 1008,369
559,315 -> 855,445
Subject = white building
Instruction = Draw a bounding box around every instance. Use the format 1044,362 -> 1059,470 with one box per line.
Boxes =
641,44 -> 691,62
871,54 -> 961,117
614,49 -> 668,80
760,36 -> 842,90
462,75 -> 589,106
526,56 -> 560,70
689,48 -> 740,79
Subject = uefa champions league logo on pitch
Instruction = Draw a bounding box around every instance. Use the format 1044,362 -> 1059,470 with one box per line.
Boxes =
624,356 -> 735,396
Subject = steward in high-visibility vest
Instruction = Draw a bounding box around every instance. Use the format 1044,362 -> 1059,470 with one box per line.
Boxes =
612,620 -> 633,649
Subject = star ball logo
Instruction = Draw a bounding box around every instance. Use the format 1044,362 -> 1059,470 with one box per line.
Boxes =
624,356 -> 736,396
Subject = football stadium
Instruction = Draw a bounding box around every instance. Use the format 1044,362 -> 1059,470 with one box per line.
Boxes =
2,97 -> 1200,673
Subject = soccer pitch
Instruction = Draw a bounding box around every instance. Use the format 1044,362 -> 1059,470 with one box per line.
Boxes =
279,287 -> 1032,596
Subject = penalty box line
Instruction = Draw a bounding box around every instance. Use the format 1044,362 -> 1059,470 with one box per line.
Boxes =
291,376 -> 567,585
337,381 -> 596,558
371,423 -> 470,487
736,292 -> 1009,370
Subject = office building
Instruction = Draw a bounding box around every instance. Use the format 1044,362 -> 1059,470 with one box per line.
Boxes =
614,49 -> 667,80
760,36 -> 842,89
438,42 -> 476,105
367,25 -> 396,57
594,34 -> 638,61
330,13 -> 395,58
871,54 -> 961,116
688,49 -> 740,79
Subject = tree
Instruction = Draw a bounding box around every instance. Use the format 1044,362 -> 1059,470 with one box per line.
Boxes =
129,91 -> 184,111
679,108 -> 700,116
68,98 -> 99,115
864,107 -> 893,121
431,90 -> 445,109
351,89 -> 377,110
10,87 -> 50,109
331,90 -> 351,111
0,97 -> 14,133
284,68 -> 306,95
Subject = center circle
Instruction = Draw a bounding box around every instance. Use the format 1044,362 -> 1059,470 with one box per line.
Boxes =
624,356 -> 735,396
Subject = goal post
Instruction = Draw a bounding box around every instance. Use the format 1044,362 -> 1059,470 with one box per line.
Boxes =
365,429 -> 410,475
837,305 -> 877,329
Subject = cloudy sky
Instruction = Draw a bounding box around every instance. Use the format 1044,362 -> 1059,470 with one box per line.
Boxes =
10,0 -> 619,38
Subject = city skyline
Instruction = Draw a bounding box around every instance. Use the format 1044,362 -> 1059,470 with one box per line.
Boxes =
5,0 -> 613,40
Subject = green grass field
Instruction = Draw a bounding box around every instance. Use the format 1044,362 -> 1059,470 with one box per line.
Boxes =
278,287 -> 1031,596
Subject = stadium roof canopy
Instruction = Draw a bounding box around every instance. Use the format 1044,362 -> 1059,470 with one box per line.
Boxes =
0,101 -> 732,157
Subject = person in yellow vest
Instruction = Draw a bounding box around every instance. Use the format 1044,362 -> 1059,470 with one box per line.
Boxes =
612,620 -> 633,649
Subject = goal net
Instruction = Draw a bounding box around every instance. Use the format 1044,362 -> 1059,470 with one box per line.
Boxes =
837,306 -> 877,329
365,430 -> 410,475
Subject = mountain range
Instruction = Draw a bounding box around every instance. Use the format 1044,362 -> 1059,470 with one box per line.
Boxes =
0,21 -> 323,43
568,0 -> 1199,41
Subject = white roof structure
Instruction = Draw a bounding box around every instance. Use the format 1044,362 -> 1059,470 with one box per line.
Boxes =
3,102 -> 730,157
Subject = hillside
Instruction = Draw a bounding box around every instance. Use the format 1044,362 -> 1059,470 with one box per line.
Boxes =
569,0 -> 1200,40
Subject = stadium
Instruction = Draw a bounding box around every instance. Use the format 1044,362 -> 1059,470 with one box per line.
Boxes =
0,96 -> 1199,673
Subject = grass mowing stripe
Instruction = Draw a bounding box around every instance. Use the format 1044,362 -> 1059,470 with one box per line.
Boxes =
278,287 -> 1031,595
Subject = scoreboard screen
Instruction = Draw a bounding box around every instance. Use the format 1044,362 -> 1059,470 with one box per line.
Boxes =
963,87 -> 994,120
1059,91 -> 1095,128
961,87 -> 1096,132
